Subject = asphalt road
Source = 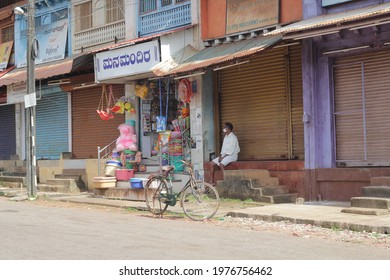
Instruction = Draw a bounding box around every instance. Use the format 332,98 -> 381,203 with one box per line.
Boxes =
1,197 -> 389,260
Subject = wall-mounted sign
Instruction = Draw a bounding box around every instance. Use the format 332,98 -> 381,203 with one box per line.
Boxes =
0,41 -> 13,71
226,0 -> 279,34
94,40 -> 160,82
322,0 -> 354,7
15,19 -> 68,68
7,81 -> 27,104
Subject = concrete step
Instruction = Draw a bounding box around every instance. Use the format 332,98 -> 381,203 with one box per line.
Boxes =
249,177 -> 280,187
94,187 -> 146,201
224,169 -> 270,180
259,185 -> 290,196
0,176 -> 25,188
45,178 -> 84,193
351,197 -> 390,209
55,174 -> 83,180
217,179 -> 297,204
362,186 -> 390,198
259,193 -> 299,204
370,176 -> 390,186
341,207 -> 390,216
61,169 -> 86,175
38,183 -> 81,194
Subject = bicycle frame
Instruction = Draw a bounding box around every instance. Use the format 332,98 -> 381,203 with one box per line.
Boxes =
144,160 -> 220,220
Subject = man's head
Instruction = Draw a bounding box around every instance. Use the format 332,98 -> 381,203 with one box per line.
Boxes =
223,122 -> 233,134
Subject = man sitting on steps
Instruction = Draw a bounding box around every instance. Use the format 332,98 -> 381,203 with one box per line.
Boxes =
209,122 -> 240,185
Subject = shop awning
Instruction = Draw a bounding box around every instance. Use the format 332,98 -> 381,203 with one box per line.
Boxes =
0,66 -> 15,79
152,34 -> 282,77
0,54 -> 92,87
266,2 -> 390,39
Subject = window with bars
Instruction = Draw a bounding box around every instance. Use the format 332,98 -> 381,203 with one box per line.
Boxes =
106,0 -> 124,23
140,0 -> 157,13
74,1 -> 92,32
162,0 -> 172,6
1,26 -> 14,43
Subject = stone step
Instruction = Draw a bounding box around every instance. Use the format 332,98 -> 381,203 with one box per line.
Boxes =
224,169 -> 270,180
45,178 -> 84,193
251,177 -> 280,187
351,197 -> 390,209
259,185 -> 290,196
258,193 -> 299,204
0,176 -> 25,188
370,176 -> 390,186
94,187 -> 146,201
55,174 -> 83,180
362,186 -> 390,198
341,207 -> 390,216
38,183 -> 81,194
61,169 -> 87,175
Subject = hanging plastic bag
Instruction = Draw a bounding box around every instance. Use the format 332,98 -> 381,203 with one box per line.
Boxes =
156,78 -> 170,132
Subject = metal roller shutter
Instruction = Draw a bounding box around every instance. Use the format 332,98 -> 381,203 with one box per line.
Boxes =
334,50 -> 390,166
72,85 -> 125,159
289,44 -> 304,160
218,45 -> 303,160
36,87 -> 69,159
0,105 -> 16,160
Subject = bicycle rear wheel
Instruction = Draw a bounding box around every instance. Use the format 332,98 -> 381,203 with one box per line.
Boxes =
181,182 -> 220,221
144,176 -> 170,215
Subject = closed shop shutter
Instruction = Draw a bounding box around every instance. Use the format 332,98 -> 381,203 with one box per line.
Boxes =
334,50 -> 390,166
72,85 -> 125,159
36,87 -> 69,159
0,104 -> 16,160
289,44 -> 304,160
218,45 -> 303,160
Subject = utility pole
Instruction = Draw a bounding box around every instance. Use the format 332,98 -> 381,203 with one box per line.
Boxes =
26,0 -> 37,199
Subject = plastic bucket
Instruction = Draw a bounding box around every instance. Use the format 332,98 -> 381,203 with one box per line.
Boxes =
105,160 -> 122,177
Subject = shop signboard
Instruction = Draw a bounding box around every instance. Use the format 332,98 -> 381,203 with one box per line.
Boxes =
322,0 -> 354,7
6,81 -> 27,104
226,0 -> 279,34
0,41 -> 13,71
15,19 -> 68,68
94,40 -> 160,82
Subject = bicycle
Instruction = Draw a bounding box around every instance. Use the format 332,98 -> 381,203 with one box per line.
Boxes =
144,160 -> 220,221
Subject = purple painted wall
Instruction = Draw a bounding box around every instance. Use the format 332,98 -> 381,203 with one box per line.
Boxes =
302,0 -> 390,170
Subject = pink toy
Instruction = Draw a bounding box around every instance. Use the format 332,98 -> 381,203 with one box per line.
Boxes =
116,123 -> 138,152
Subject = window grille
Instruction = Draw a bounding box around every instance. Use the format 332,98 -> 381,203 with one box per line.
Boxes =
74,1 -> 92,32
162,0 -> 172,6
1,26 -> 14,43
106,0 -> 124,23
140,0 -> 157,14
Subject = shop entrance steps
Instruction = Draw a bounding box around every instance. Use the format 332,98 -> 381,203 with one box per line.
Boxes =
342,177 -> 390,215
38,169 -> 88,194
0,165 -> 26,188
216,169 -> 299,204
93,172 -> 188,200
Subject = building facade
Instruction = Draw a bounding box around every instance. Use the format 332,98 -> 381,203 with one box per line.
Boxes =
270,0 -> 390,200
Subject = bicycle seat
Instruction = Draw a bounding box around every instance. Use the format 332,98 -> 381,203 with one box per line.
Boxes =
162,165 -> 175,172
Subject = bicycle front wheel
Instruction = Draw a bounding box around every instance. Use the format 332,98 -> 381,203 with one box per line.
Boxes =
181,182 -> 220,221
144,176 -> 170,215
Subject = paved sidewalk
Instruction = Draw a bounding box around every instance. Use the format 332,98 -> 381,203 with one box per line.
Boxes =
2,187 -> 390,234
